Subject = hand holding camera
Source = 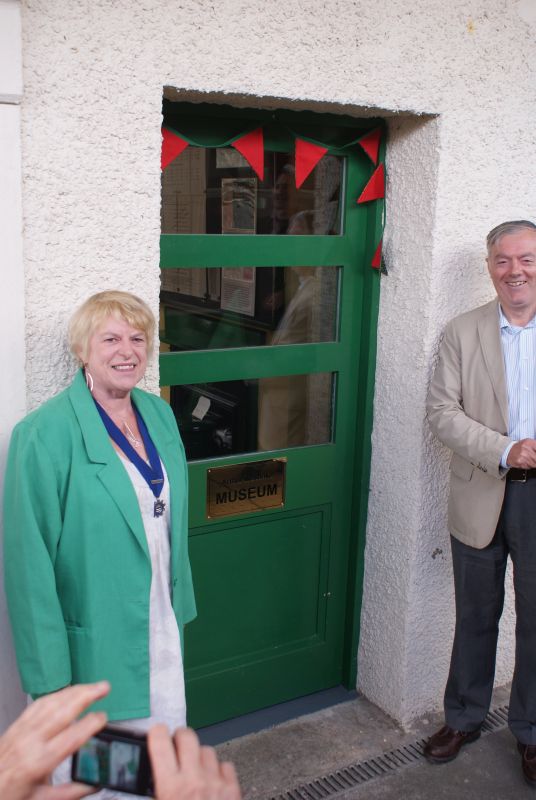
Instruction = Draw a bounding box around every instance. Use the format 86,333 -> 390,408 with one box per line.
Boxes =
148,725 -> 241,800
0,682 -> 110,800
0,682 -> 241,800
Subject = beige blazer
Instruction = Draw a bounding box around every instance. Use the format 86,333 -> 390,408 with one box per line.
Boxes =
427,299 -> 512,549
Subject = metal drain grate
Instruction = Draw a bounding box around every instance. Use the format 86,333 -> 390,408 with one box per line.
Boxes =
268,704 -> 509,800
482,704 -> 509,733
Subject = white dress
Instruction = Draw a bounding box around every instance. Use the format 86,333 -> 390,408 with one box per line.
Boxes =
53,455 -> 186,799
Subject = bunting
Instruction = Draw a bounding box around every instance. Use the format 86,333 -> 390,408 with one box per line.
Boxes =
357,128 -> 382,166
231,128 -> 264,181
161,127 -> 189,170
295,139 -> 328,189
371,238 -> 383,269
162,123 -> 385,192
357,163 -> 385,204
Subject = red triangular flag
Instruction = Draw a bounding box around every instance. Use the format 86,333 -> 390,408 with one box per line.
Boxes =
231,128 -> 264,181
161,127 -> 189,170
357,128 -> 382,165
357,163 -> 385,203
371,238 -> 382,269
295,139 -> 328,189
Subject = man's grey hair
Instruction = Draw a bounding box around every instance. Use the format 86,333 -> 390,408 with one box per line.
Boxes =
487,220 -> 536,252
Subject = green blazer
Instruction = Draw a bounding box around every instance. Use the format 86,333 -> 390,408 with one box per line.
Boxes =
3,370 -> 196,720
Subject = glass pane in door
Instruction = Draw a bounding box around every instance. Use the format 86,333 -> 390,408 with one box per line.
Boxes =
160,266 -> 340,350
161,373 -> 335,460
161,147 -> 343,235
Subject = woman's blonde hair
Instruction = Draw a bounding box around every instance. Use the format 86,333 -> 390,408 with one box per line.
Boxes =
69,290 -> 156,364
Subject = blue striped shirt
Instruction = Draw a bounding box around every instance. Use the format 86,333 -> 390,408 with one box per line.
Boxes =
499,305 -> 536,467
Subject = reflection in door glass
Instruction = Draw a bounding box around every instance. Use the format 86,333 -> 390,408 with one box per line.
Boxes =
160,266 -> 339,350
161,147 -> 343,235
161,374 -> 334,461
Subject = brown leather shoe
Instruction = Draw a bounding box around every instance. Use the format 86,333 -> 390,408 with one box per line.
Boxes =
424,724 -> 481,764
517,741 -> 536,788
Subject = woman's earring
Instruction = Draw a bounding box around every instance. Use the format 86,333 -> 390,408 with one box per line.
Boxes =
84,367 -> 94,392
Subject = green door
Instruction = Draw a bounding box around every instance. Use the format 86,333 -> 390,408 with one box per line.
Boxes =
159,102 -> 383,728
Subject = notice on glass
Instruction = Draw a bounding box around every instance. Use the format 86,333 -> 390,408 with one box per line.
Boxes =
161,148 -> 206,234
176,268 -> 206,299
207,269 -> 221,302
221,178 -> 257,234
161,268 -> 181,294
220,267 -> 256,317
216,148 -> 249,170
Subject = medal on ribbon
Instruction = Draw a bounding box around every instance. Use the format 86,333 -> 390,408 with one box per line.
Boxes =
94,401 -> 166,519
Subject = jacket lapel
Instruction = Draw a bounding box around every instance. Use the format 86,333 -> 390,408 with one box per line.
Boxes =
477,299 -> 509,430
68,370 -> 150,559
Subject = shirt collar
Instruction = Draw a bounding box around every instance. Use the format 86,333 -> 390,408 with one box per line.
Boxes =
498,304 -> 536,331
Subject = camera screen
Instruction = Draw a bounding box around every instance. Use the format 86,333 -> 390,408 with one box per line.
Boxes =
73,735 -> 142,790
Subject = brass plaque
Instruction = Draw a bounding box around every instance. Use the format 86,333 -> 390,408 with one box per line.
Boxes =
207,458 -> 286,518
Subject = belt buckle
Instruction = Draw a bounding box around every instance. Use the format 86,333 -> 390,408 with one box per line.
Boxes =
511,469 -> 528,483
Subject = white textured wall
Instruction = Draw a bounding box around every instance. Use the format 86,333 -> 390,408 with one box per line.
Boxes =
0,0 -> 27,730
3,0 -> 535,726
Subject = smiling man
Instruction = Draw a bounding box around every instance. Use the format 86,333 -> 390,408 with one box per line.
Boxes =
425,220 -> 536,787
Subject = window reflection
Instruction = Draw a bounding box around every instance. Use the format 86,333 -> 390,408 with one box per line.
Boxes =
161,148 -> 343,235
160,266 -> 339,351
258,373 -> 333,453
162,374 -> 334,461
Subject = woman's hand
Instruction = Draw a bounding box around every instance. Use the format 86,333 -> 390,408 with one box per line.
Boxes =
0,682 -> 109,800
148,726 -> 241,800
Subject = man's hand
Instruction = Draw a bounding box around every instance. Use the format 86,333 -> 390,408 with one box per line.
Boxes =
506,439 -> 536,469
148,726 -> 241,800
0,681 -> 110,800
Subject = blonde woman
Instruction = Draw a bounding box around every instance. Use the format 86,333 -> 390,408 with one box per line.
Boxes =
3,291 -> 196,797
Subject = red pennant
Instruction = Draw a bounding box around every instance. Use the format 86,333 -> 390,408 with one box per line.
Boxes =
371,238 -> 382,269
357,128 -> 382,165
357,163 -> 385,203
295,139 -> 328,189
231,128 -> 264,180
161,127 -> 189,170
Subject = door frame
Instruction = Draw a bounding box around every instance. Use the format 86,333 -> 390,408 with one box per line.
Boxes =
159,98 -> 384,700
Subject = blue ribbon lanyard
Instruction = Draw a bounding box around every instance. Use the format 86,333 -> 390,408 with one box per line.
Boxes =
94,400 -> 166,517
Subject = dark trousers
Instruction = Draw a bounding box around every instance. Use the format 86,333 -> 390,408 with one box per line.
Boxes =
444,479 -> 536,744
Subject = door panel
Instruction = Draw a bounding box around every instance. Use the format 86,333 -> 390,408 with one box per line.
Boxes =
187,507 -> 330,661
185,506 -> 333,727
